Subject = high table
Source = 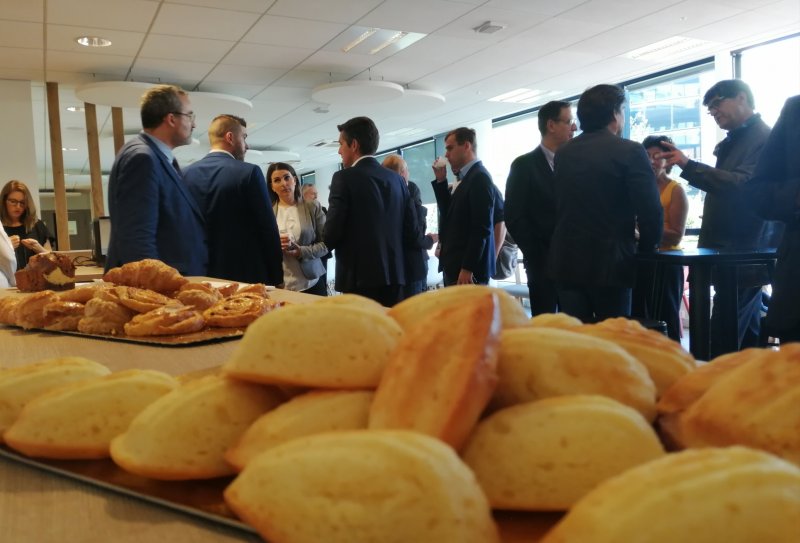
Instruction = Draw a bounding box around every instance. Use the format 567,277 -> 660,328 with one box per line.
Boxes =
637,248 -> 777,360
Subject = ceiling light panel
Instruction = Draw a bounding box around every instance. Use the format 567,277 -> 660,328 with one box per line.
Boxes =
622,36 -> 716,61
330,25 -> 426,56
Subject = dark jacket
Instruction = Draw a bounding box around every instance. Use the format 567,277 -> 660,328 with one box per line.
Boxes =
405,181 -> 434,283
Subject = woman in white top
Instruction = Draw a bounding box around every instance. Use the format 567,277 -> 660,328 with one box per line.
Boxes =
0,227 -> 17,287
267,162 -> 328,296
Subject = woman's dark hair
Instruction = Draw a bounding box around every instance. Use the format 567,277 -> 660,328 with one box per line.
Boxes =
642,135 -> 675,174
266,162 -> 302,204
577,84 -> 625,132
1,179 -> 38,231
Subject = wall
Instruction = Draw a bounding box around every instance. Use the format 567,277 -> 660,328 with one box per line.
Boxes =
0,79 -> 39,205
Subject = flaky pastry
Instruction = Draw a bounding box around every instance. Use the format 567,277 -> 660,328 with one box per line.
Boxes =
77,297 -> 135,335
41,301 -> 84,331
0,296 -> 21,325
102,259 -> 187,294
57,283 -> 112,304
15,290 -> 59,329
124,305 -> 205,337
204,293 -> 279,328
236,283 -> 269,298
108,286 -> 178,313
176,282 -> 222,310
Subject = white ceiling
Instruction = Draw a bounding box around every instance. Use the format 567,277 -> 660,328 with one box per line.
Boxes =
1,0 -> 798,189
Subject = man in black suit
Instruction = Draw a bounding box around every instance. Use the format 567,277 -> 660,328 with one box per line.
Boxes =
549,84 -> 662,321
183,114 -> 283,286
324,116 -> 419,307
432,127 -> 496,286
505,100 -> 576,315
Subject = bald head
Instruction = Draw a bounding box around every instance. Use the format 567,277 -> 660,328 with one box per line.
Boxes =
208,114 -> 248,161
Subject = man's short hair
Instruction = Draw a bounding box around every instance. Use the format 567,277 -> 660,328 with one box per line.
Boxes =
703,79 -> 755,109
538,101 -> 571,136
445,127 -> 477,152
209,114 -> 246,144
337,116 -> 380,156
140,85 -> 187,129
382,154 -> 407,177
642,134 -> 676,173
577,84 -> 625,132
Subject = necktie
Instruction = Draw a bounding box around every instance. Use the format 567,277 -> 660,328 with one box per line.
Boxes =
451,170 -> 462,193
172,158 -> 182,176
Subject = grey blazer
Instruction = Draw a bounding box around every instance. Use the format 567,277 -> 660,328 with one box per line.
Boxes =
273,199 -> 328,280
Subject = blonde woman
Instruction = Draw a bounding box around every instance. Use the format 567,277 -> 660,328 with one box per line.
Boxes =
1,180 -> 52,269
267,163 -> 328,296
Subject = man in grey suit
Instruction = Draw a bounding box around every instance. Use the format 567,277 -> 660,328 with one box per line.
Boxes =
183,114 -> 283,286
505,100 -> 576,315
106,84 -> 207,275
324,116 -> 419,306
549,84 -> 662,321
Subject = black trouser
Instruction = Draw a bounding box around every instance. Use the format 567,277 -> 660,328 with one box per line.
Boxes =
557,285 -> 632,322
350,285 -> 403,307
525,259 -> 558,316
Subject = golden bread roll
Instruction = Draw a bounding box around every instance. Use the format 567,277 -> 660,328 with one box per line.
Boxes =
575,317 -> 696,395
0,357 -> 110,440
529,312 -> 583,329
493,327 -> 657,421
77,296 -> 135,335
123,305 -> 205,336
226,390 -> 373,471
41,300 -> 84,331
102,258 -> 187,294
223,303 -> 403,388
311,293 -> 387,313
540,446 -> 800,543
463,395 -> 664,511
110,375 -> 284,480
369,293 -> 501,450
14,290 -> 58,329
676,344 -> 800,465
4,369 -> 177,459
387,284 -> 528,331
0,296 -> 20,325
657,349 -> 757,415
224,430 -> 500,543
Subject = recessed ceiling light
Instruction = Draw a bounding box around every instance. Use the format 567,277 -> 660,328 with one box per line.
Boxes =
62,147 -> 79,151
66,106 -> 85,112
342,28 -> 378,53
75,36 -> 112,48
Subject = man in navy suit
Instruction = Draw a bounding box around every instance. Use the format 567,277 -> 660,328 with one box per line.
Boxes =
432,127 -> 496,286
105,84 -> 208,275
505,100 -> 576,315
183,114 -> 283,286
324,116 -> 420,307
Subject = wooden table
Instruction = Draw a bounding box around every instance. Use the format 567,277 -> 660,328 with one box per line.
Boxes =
637,248 -> 777,360
74,265 -> 106,281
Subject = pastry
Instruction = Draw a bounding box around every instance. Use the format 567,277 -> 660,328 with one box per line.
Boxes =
369,293 -> 501,451
312,293 -> 387,313
77,296 -> 135,335
110,286 -> 178,313
124,305 -> 205,336
224,430 -> 501,543
492,326 -> 657,421
0,296 -> 20,325
222,303 -> 403,388
14,252 -> 76,292
235,283 -> 268,297
530,312 -> 583,329
14,290 -> 59,329
175,282 -> 222,310
110,375 -> 284,480
203,293 -> 278,328
4,369 -> 178,459
102,258 -> 187,294
57,283 -> 112,304
462,395 -> 665,511
216,281 -> 239,297
41,300 -> 84,331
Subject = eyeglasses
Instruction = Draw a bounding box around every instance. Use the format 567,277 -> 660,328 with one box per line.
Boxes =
6,198 -> 26,207
706,96 -> 729,113
559,118 -> 576,126
172,111 -> 196,122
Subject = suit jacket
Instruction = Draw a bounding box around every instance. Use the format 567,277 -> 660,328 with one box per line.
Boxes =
272,199 -> 328,281
504,145 -> 555,271
324,157 -> 419,292
405,180 -> 434,283
549,130 -> 663,288
432,160 -> 496,283
106,134 -> 208,276
747,95 -> 800,332
183,152 -> 283,285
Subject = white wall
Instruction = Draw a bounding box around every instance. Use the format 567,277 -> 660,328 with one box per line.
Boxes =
0,79 -> 39,203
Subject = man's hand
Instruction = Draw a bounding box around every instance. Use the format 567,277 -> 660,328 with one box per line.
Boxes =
427,233 -> 439,244
432,164 -> 447,182
656,141 -> 689,169
456,269 -> 474,285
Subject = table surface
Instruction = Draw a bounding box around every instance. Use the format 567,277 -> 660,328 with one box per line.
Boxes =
636,247 -> 777,264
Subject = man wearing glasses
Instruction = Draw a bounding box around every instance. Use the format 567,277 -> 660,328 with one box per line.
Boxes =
657,79 -> 780,356
106,84 -> 208,275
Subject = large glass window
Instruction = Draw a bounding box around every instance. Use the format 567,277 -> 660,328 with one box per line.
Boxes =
402,139 -> 438,235
737,33 -> 800,126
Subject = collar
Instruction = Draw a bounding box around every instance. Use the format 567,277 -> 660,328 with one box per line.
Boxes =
141,131 -> 174,163
352,155 -> 375,167
714,113 -> 761,157
208,149 -> 235,159
539,144 -> 556,171
458,158 -> 479,179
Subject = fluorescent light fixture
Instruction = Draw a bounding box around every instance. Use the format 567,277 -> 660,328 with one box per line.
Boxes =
488,88 -> 558,104
75,36 -> 112,47
370,31 -> 408,55
384,127 -> 426,138
623,36 -> 714,60
342,28 -> 378,53
66,106 -> 85,112
61,147 -> 79,151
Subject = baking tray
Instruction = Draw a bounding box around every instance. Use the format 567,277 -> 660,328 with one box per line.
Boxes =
0,323 -> 245,347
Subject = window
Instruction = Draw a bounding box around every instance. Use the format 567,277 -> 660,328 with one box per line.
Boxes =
300,171 -> 316,186
737,33 -> 800,126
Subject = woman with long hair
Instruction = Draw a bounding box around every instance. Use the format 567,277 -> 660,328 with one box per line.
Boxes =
1,180 -> 52,268
266,163 -> 328,296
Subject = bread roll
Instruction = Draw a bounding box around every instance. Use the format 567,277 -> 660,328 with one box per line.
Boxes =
677,344 -> 800,465
493,327 -> 657,421
311,293 -> 387,313
387,284 -> 528,331
575,317 -> 696,395
540,447 -> 800,543
4,369 -> 177,459
0,357 -> 110,440
110,375 -> 284,480
226,390 -> 373,471
529,312 -> 582,329
369,293 -> 501,450
224,430 -> 500,543
223,303 -> 403,388
463,395 -> 664,511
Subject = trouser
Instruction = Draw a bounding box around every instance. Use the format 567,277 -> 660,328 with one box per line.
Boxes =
556,285 -> 632,323
632,262 -> 683,341
443,271 -> 488,287
709,285 -> 763,359
302,277 -> 328,297
402,278 -> 427,300
524,260 -> 558,316
350,285 -> 403,307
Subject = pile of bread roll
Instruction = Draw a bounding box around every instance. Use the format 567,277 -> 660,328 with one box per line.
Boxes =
0,259 -> 281,336
1,284 -> 798,543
